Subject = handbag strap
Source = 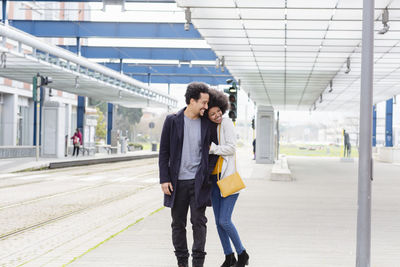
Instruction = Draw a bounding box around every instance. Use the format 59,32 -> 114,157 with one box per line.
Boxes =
216,123 -> 237,181
217,124 -> 221,181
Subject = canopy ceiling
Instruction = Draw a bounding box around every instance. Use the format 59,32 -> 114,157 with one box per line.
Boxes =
176,0 -> 399,112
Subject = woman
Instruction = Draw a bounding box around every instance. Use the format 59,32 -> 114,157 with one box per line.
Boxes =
207,89 -> 249,267
71,128 -> 82,157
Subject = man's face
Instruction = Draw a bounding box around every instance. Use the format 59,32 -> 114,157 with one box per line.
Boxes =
191,92 -> 209,116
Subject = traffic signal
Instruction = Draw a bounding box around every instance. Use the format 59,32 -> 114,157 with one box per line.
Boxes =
32,76 -> 39,102
32,74 -> 52,102
251,118 -> 255,129
224,81 -> 238,122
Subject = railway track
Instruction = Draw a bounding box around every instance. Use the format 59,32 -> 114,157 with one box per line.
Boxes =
0,183 -> 154,240
0,169 -> 157,211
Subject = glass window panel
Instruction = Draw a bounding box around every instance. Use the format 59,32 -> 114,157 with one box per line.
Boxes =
252,51 -> 284,57
330,21 -> 363,30
286,67 -> 313,72
325,30 -> 362,39
227,61 -> 257,65
287,57 -> 317,63
259,66 -> 285,70
318,52 -> 349,58
243,20 -> 285,29
258,62 -> 285,67
287,39 -> 322,45
376,32 -> 400,40
250,46 -> 283,52
287,9 -> 333,20
192,8 -> 238,19
320,46 -> 355,53
199,29 -> 247,38
315,57 -> 345,64
211,45 -> 251,51
240,8 -> 285,19
287,20 -> 330,30
287,62 -> 314,67
338,0 -> 390,8
287,51 -> 318,58
247,30 -> 285,38
287,30 -> 326,39
192,19 -> 242,29
374,47 -> 393,53
334,9 -> 363,20
288,0 -> 337,8
220,51 -> 253,57
207,37 -> 249,44
224,56 -> 256,61
176,0 -> 234,7
230,67 -> 260,71
236,0 -> 284,8
250,39 -> 285,45
376,57 -> 400,64
287,46 -> 320,52
323,39 -> 360,46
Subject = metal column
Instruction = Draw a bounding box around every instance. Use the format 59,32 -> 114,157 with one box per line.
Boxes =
356,0 -> 374,266
76,37 -> 81,56
385,98 -> 393,147
2,0 -> 7,24
107,103 -> 113,145
372,105 -> 376,147
119,58 -> 123,74
77,96 -> 85,132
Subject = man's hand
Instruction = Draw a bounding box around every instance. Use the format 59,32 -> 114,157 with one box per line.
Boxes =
161,182 -> 173,195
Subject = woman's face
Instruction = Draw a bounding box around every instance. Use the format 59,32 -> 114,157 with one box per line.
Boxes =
208,106 -> 223,124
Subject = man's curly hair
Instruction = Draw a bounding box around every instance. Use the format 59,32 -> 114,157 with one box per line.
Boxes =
207,89 -> 229,115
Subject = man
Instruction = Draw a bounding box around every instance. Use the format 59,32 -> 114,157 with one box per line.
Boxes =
159,82 -> 217,267
344,130 -> 351,157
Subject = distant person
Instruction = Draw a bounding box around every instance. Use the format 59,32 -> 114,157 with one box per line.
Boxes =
252,138 -> 256,160
344,130 -> 351,157
71,128 -> 82,157
207,89 -> 249,267
159,82 -> 217,267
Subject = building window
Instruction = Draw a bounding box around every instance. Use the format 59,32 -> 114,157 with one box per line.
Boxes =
0,103 -> 3,146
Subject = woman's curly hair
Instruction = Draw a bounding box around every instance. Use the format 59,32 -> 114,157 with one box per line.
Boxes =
207,89 -> 229,115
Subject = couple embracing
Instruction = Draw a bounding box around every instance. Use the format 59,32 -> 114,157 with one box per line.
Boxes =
159,82 -> 250,267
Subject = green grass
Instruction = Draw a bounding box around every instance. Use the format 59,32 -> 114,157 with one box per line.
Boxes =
280,144 -> 358,158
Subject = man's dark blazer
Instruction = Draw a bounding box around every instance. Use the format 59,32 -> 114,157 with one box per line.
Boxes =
159,108 -> 218,208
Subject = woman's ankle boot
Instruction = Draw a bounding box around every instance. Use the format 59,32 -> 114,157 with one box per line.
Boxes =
221,253 -> 237,267
235,250 -> 249,267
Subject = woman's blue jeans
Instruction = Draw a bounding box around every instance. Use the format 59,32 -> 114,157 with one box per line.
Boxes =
211,174 -> 245,255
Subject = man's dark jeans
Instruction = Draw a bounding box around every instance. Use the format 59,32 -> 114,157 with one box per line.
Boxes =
171,179 -> 207,266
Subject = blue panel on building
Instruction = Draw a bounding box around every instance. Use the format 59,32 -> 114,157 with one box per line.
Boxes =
60,46 -> 217,61
102,63 -> 230,76
9,20 -> 201,39
385,98 -> 393,147
132,75 -> 230,85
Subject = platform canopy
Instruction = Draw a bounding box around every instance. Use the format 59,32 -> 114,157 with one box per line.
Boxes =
0,24 -> 177,108
175,0 -> 400,112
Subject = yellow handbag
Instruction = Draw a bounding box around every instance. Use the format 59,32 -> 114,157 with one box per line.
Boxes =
215,124 -> 246,197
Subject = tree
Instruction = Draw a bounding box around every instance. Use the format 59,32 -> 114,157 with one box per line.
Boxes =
117,106 -> 143,126
96,107 -> 107,141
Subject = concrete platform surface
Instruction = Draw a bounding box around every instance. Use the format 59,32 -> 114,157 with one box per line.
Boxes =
0,150 -> 158,173
68,153 -> 400,267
